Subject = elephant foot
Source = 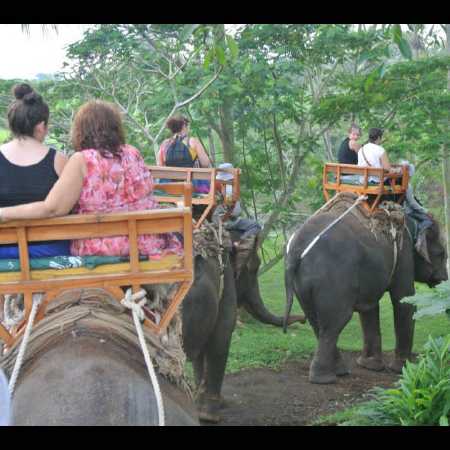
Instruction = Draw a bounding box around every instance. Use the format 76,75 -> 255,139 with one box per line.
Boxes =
356,355 -> 385,372
309,366 -> 336,384
197,394 -> 222,424
388,358 -> 407,374
335,356 -> 351,377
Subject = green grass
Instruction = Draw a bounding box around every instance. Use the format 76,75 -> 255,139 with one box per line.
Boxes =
226,258 -> 449,374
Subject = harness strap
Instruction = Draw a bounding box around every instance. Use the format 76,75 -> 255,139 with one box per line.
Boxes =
211,219 -> 225,299
121,288 -> 165,426
379,207 -> 399,285
8,294 -> 43,396
300,194 -> 367,260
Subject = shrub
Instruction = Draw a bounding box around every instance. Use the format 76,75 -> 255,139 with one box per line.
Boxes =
339,334 -> 450,426
402,281 -> 450,321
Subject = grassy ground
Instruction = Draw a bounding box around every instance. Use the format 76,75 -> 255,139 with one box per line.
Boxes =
226,258 -> 449,373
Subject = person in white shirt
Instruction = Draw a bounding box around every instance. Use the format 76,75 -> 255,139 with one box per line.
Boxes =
358,128 -> 401,184
358,128 -> 393,170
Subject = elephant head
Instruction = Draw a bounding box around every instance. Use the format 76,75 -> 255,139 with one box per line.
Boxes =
229,231 -> 305,327
414,219 -> 448,288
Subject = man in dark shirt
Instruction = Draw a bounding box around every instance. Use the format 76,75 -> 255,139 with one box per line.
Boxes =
338,124 -> 362,164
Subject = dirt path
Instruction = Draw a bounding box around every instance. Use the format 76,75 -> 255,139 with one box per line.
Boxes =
206,351 -> 400,426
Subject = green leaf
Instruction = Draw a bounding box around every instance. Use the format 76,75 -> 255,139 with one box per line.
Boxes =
392,24 -> 402,44
398,38 -> 413,60
215,45 -> 226,66
203,47 -> 215,70
439,415 -> 449,426
226,34 -> 239,60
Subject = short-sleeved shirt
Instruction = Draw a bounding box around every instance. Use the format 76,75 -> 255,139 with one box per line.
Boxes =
337,138 -> 358,165
70,145 -> 183,260
358,142 -> 385,168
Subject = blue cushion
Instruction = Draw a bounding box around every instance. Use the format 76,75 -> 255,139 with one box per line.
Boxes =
0,241 -> 71,259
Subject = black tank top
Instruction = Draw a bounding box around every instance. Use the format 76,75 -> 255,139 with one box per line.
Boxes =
337,138 -> 358,165
0,148 -> 59,207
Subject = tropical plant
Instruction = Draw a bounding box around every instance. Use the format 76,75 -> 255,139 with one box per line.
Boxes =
338,334 -> 450,426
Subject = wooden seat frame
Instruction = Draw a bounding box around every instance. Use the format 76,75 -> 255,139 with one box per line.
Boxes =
0,183 -> 193,348
323,163 -> 409,213
149,165 -> 241,228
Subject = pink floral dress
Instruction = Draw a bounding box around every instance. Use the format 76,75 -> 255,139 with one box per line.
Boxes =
70,145 -> 183,260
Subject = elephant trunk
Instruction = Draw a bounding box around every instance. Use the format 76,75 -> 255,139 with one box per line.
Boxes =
241,281 -> 305,328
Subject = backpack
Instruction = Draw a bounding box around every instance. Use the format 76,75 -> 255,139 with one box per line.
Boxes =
165,135 -> 197,168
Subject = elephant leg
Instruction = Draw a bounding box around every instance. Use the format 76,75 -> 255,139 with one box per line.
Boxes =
357,306 -> 385,371
198,267 -> 237,423
334,347 -> 350,377
389,298 -> 415,373
192,353 -> 207,406
309,307 -> 352,384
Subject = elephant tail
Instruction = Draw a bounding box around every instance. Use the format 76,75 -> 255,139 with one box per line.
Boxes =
283,257 -> 299,334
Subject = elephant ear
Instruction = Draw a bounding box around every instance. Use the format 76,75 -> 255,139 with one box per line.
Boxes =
415,230 -> 431,264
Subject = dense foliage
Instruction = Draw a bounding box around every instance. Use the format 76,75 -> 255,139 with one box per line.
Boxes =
336,335 -> 450,426
0,24 -> 448,271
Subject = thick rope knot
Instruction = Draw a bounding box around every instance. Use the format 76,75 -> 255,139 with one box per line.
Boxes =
120,289 -> 148,322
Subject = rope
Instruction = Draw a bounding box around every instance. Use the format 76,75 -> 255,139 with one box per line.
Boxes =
210,219 -> 225,299
379,207 -> 399,285
3,294 -> 24,328
300,195 -> 368,260
8,293 -> 43,396
120,288 -> 165,426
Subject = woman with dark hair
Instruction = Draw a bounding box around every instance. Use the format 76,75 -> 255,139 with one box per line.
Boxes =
158,115 -> 211,169
358,127 -> 399,172
0,83 -> 69,258
0,100 -> 182,259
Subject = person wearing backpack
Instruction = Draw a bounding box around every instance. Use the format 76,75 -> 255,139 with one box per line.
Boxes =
158,116 -> 211,193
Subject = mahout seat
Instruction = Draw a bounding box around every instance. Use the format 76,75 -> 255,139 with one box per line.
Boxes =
323,163 -> 409,213
0,183 -> 194,349
148,166 -> 241,228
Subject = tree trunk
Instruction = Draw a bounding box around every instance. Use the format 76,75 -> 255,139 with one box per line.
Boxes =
213,24 -> 236,165
442,24 -> 450,274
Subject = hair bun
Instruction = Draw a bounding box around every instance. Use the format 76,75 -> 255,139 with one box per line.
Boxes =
13,83 -> 33,100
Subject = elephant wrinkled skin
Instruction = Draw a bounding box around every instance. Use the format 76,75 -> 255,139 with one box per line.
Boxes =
284,208 -> 447,384
182,232 -> 304,423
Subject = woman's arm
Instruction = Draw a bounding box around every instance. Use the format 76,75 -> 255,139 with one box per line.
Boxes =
349,140 -> 361,152
54,151 -> 69,176
380,151 -> 393,171
191,138 -> 211,168
1,152 -> 86,222
157,141 -> 167,166
381,151 -> 402,174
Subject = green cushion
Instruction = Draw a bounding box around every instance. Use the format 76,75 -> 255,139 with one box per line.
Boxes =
0,255 -> 147,273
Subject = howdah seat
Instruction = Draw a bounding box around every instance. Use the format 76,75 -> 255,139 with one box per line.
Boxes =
323,163 -> 409,213
0,183 -> 194,349
149,166 -> 241,228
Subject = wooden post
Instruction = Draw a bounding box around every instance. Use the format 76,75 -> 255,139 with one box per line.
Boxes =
128,219 -> 140,294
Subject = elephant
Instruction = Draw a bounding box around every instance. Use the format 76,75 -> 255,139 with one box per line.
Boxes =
284,197 -> 447,384
182,229 -> 305,423
2,289 -> 198,426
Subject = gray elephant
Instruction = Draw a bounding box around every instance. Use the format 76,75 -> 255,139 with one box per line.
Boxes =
3,289 -> 198,426
284,195 -> 447,384
182,227 -> 304,423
